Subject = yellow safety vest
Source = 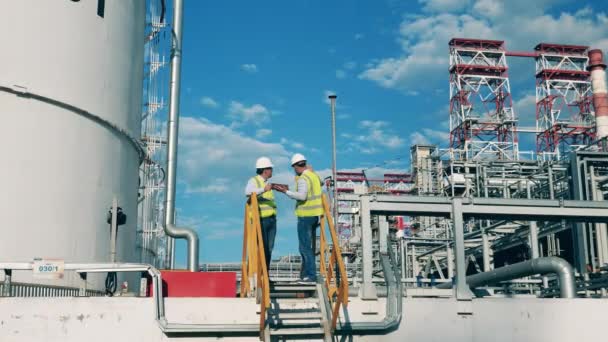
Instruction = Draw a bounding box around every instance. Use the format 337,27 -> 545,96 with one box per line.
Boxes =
252,175 -> 277,218
295,170 -> 324,217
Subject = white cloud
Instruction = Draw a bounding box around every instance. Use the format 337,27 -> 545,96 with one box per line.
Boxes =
176,215 -> 243,241
200,96 -> 219,108
344,120 -> 404,154
256,128 -> 272,138
513,94 -> 537,127
410,132 -> 430,145
291,142 -> 305,149
240,63 -> 258,73
344,61 -> 357,70
420,0 -> 470,12
186,178 -> 230,194
179,117 -> 290,196
422,128 -> 449,142
360,1 -> 608,92
472,0 -> 502,18
227,101 -> 270,126
336,69 -> 346,79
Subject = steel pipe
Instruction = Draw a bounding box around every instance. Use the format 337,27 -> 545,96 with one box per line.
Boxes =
438,257 -> 576,298
164,0 -> 199,272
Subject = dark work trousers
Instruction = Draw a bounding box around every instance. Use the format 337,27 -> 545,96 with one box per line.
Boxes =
260,215 -> 277,274
297,216 -> 319,281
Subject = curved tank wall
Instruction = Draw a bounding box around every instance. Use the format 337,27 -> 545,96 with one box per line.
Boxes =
0,0 -> 145,288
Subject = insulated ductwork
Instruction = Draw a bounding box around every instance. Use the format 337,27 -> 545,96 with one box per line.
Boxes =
589,49 -> 608,139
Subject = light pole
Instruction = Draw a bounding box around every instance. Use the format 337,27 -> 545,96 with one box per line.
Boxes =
328,94 -> 338,227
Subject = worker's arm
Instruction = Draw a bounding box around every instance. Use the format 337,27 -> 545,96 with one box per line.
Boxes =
244,178 -> 266,196
284,178 -> 308,201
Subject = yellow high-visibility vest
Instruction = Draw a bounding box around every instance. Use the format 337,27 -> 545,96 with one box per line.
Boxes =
295,170 -> 323,217
252,175 -> 277,218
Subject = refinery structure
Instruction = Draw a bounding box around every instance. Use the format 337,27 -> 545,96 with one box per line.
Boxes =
2,1 -> 608,342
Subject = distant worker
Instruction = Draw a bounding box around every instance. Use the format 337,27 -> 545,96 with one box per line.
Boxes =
244,157 -> 277,274
275,153 -> 323,284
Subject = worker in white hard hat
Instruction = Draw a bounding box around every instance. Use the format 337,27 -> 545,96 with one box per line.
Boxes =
274,153 -> 323,284
245,156 -> 277,274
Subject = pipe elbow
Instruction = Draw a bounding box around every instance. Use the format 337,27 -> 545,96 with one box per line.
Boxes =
533,257 -> 576,299
165,224 -> 200,272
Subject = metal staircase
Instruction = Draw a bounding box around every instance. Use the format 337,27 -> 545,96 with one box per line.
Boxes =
242,194 -> 348,341
265,282 -> 333,341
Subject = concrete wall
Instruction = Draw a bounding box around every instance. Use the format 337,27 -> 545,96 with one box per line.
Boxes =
0,297 -> 607,341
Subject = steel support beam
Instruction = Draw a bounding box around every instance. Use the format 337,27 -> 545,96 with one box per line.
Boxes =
481,229 -> 491,272
364,195 -> 608,222
452,198 -> 472,300
379,216 -> 389,254
360,196 -> 377,299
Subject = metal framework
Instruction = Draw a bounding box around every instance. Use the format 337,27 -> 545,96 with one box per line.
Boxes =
535,43 -> 595,160
449,38 -> 519,161
357,194 -> 608,299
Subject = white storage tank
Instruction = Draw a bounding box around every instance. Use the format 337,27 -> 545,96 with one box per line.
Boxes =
0,0 -> 145,288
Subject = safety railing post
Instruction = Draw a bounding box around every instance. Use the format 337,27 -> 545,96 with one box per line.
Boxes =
79,272 -> 88,297
3,269 -> 12,297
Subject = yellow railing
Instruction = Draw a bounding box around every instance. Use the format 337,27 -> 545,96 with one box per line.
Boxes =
319,194 -> 349,331
240,194 -> 271,336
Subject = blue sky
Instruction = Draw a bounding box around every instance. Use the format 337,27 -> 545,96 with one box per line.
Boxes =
170,0 -> 608,265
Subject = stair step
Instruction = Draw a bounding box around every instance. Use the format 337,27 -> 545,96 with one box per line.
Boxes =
275,299 -> 319,306
270,292 -> 314,299
271,285 -> 317,292
270,327 -> 325,336
271,320 -> 323,327
276,311 -> 323,319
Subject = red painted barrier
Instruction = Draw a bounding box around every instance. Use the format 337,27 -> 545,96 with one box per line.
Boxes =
147,271 -> 237,297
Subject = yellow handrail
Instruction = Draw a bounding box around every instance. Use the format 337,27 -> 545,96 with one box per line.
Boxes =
319,194 -> 349,331
240,195 -> 271,337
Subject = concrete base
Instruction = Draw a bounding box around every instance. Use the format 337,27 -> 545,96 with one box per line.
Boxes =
0,297 -> 607,341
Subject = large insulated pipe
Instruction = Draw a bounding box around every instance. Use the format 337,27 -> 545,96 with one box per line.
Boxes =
438,257 -> 576,298
589,49 -> 608,139
164,0 -> 199,272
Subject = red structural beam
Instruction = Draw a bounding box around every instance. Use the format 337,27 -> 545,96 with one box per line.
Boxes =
449,64 -> 507,76
535,43 -> 588,55
449,38 -> 505,50
535,69 -> 590,80
506,51 -> 538,58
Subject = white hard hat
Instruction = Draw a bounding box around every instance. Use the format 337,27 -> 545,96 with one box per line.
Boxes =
255,157 -> 274,169
291,153 -> 306,166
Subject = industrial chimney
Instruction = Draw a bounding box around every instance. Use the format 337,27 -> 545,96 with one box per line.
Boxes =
589,49 -> 608,139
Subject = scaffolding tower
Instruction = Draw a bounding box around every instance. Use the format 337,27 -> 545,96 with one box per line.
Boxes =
535,43 -> 595,160
449,38 -> 519,161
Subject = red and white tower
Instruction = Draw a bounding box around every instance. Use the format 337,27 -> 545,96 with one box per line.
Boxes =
449,38 -> 518,160
535,43 -> 594,159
